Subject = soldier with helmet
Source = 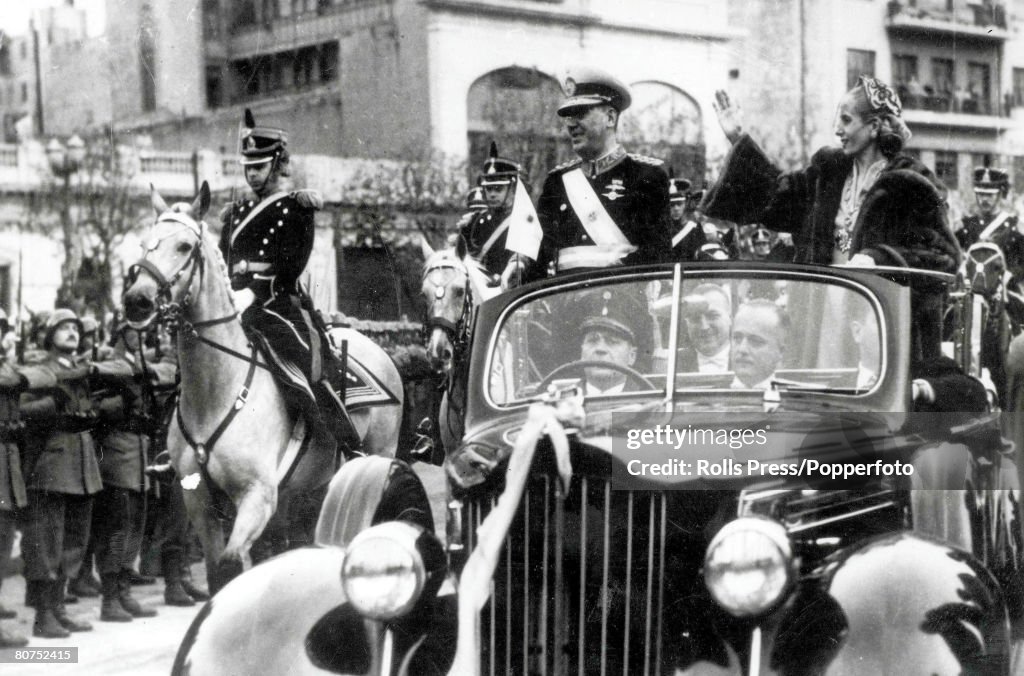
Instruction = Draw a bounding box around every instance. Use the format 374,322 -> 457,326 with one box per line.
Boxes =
668,173 -> 707,261
18,308 -> 100,638
89,319 -> 169,622
219,109 -> 360,454
0,306 -> 28,647
958,166 -> 1024,283
526,66 -> 671,280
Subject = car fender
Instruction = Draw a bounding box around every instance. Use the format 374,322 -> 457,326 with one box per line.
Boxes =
822,532 -> 1009,675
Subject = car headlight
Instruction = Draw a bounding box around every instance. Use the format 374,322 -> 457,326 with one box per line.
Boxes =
704,518 -> 793,618
342,521 -> 427,620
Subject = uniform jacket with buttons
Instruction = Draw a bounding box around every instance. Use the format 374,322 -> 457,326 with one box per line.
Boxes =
92,347 -> 175,492
0,360 -> 26,511
532,150 -> 672,280
460,206 -> 513,278
218,191 -> 317,302
959,211 -> 1024,281
18,354 -> 102,495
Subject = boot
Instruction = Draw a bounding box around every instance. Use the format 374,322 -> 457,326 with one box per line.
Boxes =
99,575 -> 132,622
163,578 -> 195,607
51,580 -> 92,632
69,573 -> 100,598
29,580 -> 69,639
181,578 -> 210,602
162,552 -> 194,606
118,570 -> 157,618
0,623 -> 28,648
315,380 -> 362,456
126,569 -> 156,586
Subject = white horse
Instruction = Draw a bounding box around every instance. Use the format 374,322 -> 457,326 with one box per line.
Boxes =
420,238 -> 497,453
122,182 -> 402,592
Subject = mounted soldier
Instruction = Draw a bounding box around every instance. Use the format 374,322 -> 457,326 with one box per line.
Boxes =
958,166 -> 1024,289
219,109 -> 360,455
668,172 -> 707,262
458,143 -> 523,281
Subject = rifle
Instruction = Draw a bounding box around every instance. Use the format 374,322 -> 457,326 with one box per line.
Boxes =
14,244 -> 23,365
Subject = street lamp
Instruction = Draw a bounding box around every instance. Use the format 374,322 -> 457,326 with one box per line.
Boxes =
46,134 -> 87,177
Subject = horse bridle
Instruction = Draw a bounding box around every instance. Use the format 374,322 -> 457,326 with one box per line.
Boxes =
127,213 -> 241,339
422,259 -> 473,356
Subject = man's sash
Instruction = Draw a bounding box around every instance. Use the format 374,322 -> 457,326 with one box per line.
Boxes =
672,221 -> 698,247
979,211 -> 1012,241
561,169 -> 631,246
230,191 -> 292,247
558,168 -> 636,269
478,217 -> 511,260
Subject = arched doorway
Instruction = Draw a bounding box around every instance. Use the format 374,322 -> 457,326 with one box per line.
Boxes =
466,67 -> 568,196
620,81 -> 705,186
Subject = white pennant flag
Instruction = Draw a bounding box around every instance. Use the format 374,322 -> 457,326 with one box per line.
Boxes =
504,178 -> 542,260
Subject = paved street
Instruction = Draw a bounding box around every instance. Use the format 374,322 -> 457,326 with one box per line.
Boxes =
0,566 -> 206,676
0,461 -> 449,676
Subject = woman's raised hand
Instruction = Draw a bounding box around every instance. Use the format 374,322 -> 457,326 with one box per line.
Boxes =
712,89 -> 743,144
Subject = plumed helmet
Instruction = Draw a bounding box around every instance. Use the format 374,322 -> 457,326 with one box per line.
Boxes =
479,142 -> 523,187
973,166 -> 1009,196
465,185 -> 488,212
239,108 -> 288,167
668,169 -> 692,204
43,308 -> 83,349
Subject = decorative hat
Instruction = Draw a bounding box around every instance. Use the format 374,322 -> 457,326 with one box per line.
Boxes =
668,169 -> 692,204
973,166 -> 1009,195
858,76 -> 902,117
465,185 -> 488,212
479,142 -> 522,186
43,308 -> 83,349
558,66 -> 632,116
579,290 -> 642,343
751,228 -> 772,246
238,108 -> 288,166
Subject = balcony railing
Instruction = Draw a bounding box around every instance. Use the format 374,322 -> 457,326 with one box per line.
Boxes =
894,84 -> 1009,118
886,1 -> 1010,40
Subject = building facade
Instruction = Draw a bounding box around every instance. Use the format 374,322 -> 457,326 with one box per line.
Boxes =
728,0 -> 1022,203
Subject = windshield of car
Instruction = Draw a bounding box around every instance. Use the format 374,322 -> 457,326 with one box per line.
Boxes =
487,275 -> 884,405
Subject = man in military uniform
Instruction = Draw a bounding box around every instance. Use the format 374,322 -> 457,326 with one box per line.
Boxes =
458,143 -> 523,280
958,166 -> 1024,283
668,173 -> 707,261
219,109 -> 359,454
18,309 -> 100,638
90,321 -> 164,622
0,311 -> 28,648
528,67 -> 671,280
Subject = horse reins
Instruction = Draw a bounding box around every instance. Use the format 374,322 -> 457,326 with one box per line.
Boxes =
422,260 -> 473,357
129,213 -> 266,468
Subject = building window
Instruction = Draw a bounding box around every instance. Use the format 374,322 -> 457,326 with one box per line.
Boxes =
934,151 -> 958,189
968,62 -> 992,114
892,54 -> 919,108
203,0 -> 222,39
846,49 -> 875,90
206,66 -> 223,108
319,42 -> 338,83
1014,68 -> 1024,108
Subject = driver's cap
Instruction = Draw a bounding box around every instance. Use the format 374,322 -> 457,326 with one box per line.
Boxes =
579,290 -> 640,343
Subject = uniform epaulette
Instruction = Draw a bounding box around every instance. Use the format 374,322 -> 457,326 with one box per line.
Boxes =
628,153 -> 664,166
549,158 -> 583,174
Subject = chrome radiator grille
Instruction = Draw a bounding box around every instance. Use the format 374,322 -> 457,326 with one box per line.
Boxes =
463,474 -> 676,676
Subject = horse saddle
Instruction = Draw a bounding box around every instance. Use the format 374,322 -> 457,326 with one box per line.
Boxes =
248,328 -> 398,420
